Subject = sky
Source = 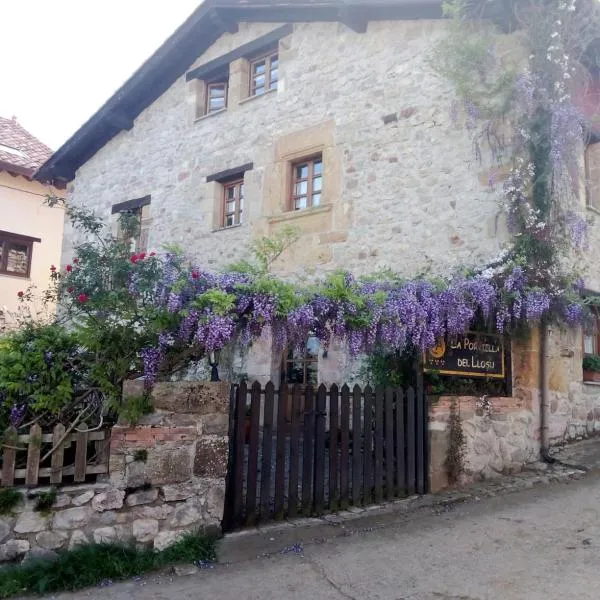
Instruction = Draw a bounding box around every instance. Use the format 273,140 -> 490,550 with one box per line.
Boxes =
1,1 -> 202,150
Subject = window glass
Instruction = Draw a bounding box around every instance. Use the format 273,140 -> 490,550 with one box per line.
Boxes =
251,52 -> 278,96
223,180 -> 244,227
0,233 -> 36,278
285,336 -> 319,385
291,155 -> 323,211
6,243 -> 29,275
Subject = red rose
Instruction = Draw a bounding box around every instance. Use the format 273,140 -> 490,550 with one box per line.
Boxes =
130,254 -> 138,264
66,264 -> 73,272
67,287 -> 74,293
50,265 -> 56,272
150,252 -> 156,257
77,294 -> 88,304
192,271 -> 199,279
138,252 -> 146,260
73,258 -> 79,264
17,291 -> 24,298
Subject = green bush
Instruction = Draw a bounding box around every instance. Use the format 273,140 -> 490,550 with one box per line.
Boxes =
33,489 -> 56,513
0,490 -> 22,516
0,532 -> 217,598
0,323 -> 83,426
583,354 -> 600,373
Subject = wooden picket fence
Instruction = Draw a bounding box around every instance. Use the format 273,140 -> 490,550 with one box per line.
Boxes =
224,381 -> 428,531
0,424 -> 110,487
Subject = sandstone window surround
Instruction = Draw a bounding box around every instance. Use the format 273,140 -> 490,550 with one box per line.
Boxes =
585,142 -> 600,212
0,230 -> 40,278
206,163 -> 253,231
111,195 -> 152,253
186,24 -> 293,121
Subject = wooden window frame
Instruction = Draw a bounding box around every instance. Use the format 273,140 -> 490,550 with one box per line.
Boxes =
205,81 -> 228,114
585,143 -> 600,211
282,337 -> 319,386
0,230 -> 40,278
249,50 -> 279,97
115,203 -> 152,253
290,154 -> 323,211
222,179 -> 244,228
584,308 -> 600,357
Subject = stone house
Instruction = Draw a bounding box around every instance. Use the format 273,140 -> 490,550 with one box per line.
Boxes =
0,116 -> 65,329
35,0 -> 600,484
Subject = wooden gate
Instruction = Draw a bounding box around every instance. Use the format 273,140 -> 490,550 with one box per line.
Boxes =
223,381 -> 428,531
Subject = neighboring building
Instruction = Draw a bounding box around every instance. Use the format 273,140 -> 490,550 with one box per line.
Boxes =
0,117 -> 65,328
35,1 -> 600,483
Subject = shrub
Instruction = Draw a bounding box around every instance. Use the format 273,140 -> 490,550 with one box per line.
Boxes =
0,324 -> 84,428
583,354 -> 600,373
0,489 -> 23,516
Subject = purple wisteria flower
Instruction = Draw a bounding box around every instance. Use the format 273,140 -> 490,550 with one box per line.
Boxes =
9,403 -> 27,427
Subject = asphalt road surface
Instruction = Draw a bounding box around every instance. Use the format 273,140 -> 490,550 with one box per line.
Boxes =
49,473 -> 600,600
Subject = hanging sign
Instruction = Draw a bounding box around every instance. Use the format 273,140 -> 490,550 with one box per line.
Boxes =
423,332 -> 505,379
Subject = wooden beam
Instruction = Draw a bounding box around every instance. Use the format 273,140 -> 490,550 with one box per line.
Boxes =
206,163 -> 253,183
209,8 -> 239,34
338,5 -> 368,33
111,195 -> 152,214
104,111 -> 134,131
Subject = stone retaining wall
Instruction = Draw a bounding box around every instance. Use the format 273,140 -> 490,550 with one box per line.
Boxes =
0,381 -> 229,563
429,396 -> 538,492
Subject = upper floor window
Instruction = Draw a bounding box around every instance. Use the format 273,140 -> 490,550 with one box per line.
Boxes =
223,180 -> 244,228
0,231 -> 40,278
250,51 -> 278,97
291,155 -> 322,211
585,143 -> 600,211
206,81 -> 228,114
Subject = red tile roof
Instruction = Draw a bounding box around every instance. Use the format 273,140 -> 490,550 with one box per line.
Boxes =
0,116 -> 53,178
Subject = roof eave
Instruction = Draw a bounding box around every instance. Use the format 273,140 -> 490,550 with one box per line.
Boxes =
34,0 -> 446,185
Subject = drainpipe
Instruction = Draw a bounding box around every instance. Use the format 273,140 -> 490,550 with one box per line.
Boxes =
540,320 -> 554,463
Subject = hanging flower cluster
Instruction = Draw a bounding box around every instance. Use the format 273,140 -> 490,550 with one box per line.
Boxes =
120,254 -> 585,386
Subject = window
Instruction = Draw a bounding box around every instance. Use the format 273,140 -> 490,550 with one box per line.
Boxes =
223,180 -> 244,228
584,309 -> 600,356
291,155 -> 323,211
0,231 -> 39,278
585,143 -> 600,211
284,336 -> 319,385
206,81 -> 228,114
250,51 -> 278,96
112,196 -> 152,253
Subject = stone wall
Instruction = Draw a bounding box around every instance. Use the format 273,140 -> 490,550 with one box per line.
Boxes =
64,20 -> 508,280
429,396 -> 538,492
0,381 -> 229,563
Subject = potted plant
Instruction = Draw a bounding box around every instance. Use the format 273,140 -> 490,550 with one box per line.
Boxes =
583,355 -> 600,383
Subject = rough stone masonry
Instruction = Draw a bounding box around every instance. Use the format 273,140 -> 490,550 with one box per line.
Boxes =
0,381 -> 229,563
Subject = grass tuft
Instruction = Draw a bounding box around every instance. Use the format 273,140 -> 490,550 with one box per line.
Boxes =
0,531 -> 217,598
0,490 -> 22,516
34,488 -> 57,513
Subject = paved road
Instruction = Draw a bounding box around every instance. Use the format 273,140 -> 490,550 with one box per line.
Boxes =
54,474 -> 600,600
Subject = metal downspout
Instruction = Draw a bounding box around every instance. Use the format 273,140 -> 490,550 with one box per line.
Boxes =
540,321 -> 554,463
